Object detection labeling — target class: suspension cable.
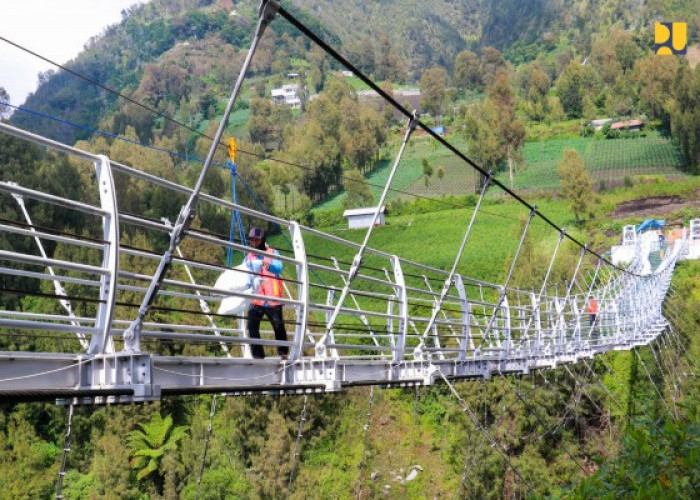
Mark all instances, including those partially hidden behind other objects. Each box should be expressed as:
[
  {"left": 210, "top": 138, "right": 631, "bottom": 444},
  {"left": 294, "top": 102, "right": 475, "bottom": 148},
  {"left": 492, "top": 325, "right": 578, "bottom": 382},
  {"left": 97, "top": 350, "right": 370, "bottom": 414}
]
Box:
[
  {"left": 288, "top": 394, "right": 309, "bottom": 489},
  {"left": 437, "top": 370, "right": 532, "bottom": 494},
  {"left": 196, "top": 395, "right": 218, "bottom": 498},
  {"left": 275, "top": 5, "right": 639, "bottom": 277},
  {"left": 354, "top": 386, "right": 375, "bottom": 500},
  {"left": 55, "top": 403, "right": 75, "bottom": 500}
]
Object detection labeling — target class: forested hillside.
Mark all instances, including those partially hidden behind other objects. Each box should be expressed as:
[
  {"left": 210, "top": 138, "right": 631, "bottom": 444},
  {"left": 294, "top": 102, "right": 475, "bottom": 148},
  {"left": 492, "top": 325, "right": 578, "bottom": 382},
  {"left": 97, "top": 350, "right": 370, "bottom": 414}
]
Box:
[{"left": 2, "top": 0, "right": 700, "bottom": 497}]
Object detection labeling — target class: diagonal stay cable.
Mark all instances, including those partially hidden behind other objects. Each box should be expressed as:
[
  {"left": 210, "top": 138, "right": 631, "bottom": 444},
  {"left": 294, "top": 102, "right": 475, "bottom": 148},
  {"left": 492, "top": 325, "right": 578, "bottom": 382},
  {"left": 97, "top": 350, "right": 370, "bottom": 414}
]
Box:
[
  {"left": 496, "top": 367, "right": 588, "bottom": 476},
  {"left": 437, "top": 369, "right": 533, "bottom": 495},
  {"left": 318, "top": 114, "right": 417, "bottom": 352},
  {"left": 121, "top": 0, "right": 279, "bottom": 353}
]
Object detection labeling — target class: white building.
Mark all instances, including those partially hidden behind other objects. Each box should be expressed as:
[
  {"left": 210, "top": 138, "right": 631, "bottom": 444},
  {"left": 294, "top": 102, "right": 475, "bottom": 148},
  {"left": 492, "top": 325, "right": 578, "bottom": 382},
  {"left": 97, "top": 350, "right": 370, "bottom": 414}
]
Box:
[
  {"left": 271, "top": 84, "right": 301, "bottom": 108},
  {"left": 343, "top": 206, "right": 386, "bottom": 229}
]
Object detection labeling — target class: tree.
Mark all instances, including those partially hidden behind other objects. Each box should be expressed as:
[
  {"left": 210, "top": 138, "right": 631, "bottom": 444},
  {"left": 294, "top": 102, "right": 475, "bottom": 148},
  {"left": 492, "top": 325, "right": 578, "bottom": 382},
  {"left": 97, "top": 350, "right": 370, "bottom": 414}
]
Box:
[
  {"left": 128, "top": 412, "right": 186, "bottom": 495},
  {"left": 375, "top": 34, "right": 407, "bottom": 83},
  {"left": 348, "top": 36, "right": 375, "bottom": 76},
  {"left": 454, "top": 50, "right": 482, "bottom": 92},
  {"left": 249, "top": 97, "right": 292, "bottom": 149},
  {"left": 488, "top": 74, "right": 526, "bottom": 188},
  {"left": 342, "top": 169, "right": 374, "bottom": 210},
  {"left": 380, "top": 80, "right": 396, "bottom": 123},
  {"left": 462, "top": 100, "right": 502, "bottom": 190},
  {"left": 523, "top": 66, "right": 551, "bottom": 121},
  {"left": 555, "top": 61, "right": 598, "bottom": 117},
  {"left": 558, "top": 149, "right": 593, "bottom": 223},
  {"left": 420, "top": 66, "right": 449, "bottom": 118},
  {"left": 480, "top": 46, "right": 509, "bottom": 87},
  {"left": 670, "top": 64, "right": 700, "bottom": 174},
  {"left": 421, "top": 158, "right": 434, "bottom": 187},
  {"left": 0, "top": 87, "right": 9, "bottom": 119},
  {"left": 635, "top": 53, "right": 679, "bottom": 123}
]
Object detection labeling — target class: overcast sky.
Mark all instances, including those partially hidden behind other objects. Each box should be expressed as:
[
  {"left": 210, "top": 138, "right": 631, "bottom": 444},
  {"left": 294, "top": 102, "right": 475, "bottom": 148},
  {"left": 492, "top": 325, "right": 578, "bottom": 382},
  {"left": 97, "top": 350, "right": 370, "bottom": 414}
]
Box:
[{"left": 0, "top": 0, "right": 144, "bottom": 106}]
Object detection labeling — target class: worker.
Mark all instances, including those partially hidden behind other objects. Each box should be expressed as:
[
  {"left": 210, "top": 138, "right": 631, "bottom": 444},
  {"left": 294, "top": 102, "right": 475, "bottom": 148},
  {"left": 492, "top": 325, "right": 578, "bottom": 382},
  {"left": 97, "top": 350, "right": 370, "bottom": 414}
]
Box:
[
  {"left": 245, "top": 227, "right": 288, "bottom": 360},
  {"left": 586, "top": 295, "right": 599, "bottom": 336}
]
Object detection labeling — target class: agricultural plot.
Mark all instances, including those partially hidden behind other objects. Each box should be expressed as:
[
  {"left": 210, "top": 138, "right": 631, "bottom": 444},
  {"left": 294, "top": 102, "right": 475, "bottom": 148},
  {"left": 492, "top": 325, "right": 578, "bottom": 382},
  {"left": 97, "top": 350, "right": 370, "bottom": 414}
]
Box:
[
  {"left": 507, "top": 132, "right": 685, "bottom": 190},
  {"left": 314, "top": 131, "right": 685, "bottom": 213},
  {"left": 315, "top": 135, "right": 480, "bottom": 211}
]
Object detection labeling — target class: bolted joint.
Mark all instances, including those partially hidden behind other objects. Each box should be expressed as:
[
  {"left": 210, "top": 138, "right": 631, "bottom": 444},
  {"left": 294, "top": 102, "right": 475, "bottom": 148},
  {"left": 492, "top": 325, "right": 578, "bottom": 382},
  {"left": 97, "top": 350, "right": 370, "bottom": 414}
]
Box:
[
  {"left": 408, "top": 110, "right": 420, "bottom": 131},
  {"left": 314, "top": 341, "right": 327, "bottom": 359},
  {"left": 413, "top": 342, "right": 425, "bottom": 361},
  {"left": 7, "top": 182, "right": 23, "bottom": 203},
  {"left": 122, "top": 319, "right": 141, "bottom": 353},
  {"left": 348, "top": 253, "right": 363, "bottom": 282},
  {"left": 259, "top": 0, "right": 280, "bottom": 30}
]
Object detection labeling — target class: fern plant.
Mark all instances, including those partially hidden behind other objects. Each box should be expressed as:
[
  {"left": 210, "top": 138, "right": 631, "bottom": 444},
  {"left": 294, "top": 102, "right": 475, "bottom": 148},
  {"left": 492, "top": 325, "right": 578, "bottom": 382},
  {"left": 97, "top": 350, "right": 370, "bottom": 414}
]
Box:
[{"left": 128, "top": 412, "right": 186, "bottom": 494}]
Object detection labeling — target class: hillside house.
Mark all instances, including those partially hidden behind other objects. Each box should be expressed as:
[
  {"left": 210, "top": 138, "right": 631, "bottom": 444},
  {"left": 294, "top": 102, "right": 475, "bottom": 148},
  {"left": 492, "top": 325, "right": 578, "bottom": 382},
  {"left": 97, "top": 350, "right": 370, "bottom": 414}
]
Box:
[
  {"left": 271, "top": 84, "right": 301, "bottom": 108},
  {"left": 610, "top": 119, "right": 644, "bottom": 131},
  {"left": 589, "top": 118, "right": 612, "bottom": 131},
  {"left": 343, "top": 206, "right": 386, "bottom": 229}
]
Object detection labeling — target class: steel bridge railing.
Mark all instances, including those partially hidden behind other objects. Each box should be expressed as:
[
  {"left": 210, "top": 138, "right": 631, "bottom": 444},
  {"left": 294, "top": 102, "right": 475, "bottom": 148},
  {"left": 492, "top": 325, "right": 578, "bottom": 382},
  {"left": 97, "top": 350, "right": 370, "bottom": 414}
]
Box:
[{"left": 0, "top": 121, "right": 692, "bottom": 401}]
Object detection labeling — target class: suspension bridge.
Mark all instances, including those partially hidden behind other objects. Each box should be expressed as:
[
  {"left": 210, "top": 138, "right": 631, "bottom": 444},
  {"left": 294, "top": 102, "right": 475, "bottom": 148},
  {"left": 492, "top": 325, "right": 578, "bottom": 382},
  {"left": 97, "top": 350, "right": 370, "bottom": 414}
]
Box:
[{"left": 0, "top": 0, "right": 699, "bottom": 407}]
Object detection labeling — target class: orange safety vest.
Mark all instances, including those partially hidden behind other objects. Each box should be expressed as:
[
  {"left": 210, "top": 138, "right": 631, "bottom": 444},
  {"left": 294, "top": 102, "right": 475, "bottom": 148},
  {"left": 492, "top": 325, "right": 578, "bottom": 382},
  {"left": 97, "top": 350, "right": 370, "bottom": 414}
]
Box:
[
  {"left": 246, "top": 247, "right": 284, "bottom": 306},
  {"left": 586, "top": 298, "right": 598, "bottom": 314}
]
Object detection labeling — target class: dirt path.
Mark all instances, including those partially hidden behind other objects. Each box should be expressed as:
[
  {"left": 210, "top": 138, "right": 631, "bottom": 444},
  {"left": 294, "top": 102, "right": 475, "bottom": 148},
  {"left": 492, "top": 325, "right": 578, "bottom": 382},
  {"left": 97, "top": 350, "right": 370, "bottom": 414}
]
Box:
[{"left": 612, "top": 191, "right": 700, "bottom": 219}]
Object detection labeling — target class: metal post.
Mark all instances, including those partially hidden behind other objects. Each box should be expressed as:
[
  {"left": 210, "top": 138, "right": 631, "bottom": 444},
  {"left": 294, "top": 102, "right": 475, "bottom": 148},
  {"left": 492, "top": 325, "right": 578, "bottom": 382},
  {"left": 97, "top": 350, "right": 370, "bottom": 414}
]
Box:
[
  {"left": 454, "top": 274, "right": 472, "bottom": 360},
  {"left": 91, "top": 155, "right": 119, "bottom": 354},
  {"left": 416, "top": 173, "right": 493, "bottom": 356},
  {"left": 482, "top": 207, "right": 536, "bottom": 348},
  {"left": 122, "top": 0, "right": 279, "bottom": 352},
  {"left": 289, "top": 221, "right": 309, "bottom": 361},
  {"left": 320, "top": 114, "right": 417, "bottom": 348},
  {"left": 391, "top": 256, "right": 408, "bottom": 362}
]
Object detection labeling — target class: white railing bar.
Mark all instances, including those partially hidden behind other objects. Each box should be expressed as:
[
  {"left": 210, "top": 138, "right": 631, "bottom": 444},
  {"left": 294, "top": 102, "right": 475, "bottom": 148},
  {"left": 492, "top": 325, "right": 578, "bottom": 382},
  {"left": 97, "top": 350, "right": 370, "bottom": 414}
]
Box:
[
  {"left": 110, "top": 160, "right": 292, "bottom": 227},
  {"left": 0, "top": 267, "right": 101, "bottom": 288},
  {"left": 0, "top": 223, "right": 105, "bottom": 250},
  {"left": 0, "top": 182, "right": 107, "bottom": 217},
  {"left": 0, "top": 311, "right": 97, "bottom": 323},
  {"left": 0, "top": 319, "right": 98, "bottom": 334},
  {"left": 0, "top": 250, "right": 108, "bottom": 275},
  {"left": 0, "top": 122, "right": 99, "bottom": 161}
]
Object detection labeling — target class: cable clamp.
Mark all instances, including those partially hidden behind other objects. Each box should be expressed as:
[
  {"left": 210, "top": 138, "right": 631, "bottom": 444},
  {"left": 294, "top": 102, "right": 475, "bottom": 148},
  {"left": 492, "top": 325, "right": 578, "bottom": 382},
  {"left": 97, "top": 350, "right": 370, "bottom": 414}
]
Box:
[{"left": 259, "top": 0, "right": 280, "bottom": 30}]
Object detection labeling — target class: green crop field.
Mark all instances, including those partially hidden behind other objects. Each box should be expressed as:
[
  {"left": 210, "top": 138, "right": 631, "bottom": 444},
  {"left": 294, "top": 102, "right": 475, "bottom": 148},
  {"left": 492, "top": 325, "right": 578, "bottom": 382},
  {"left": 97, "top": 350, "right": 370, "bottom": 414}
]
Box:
[
  {"left": 509, "top": 132, "right": 686, "bottom": 190},
  {"left": 314, "top": 131, "right": 686, "bottom": 213}
]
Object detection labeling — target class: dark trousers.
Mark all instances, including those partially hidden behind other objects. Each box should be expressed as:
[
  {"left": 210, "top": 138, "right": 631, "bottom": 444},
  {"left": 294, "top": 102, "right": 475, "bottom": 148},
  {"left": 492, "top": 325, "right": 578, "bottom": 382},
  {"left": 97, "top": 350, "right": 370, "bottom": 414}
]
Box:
[
  {"left": 247, "top": 304, "right": 288, "bottom": 358},
  {"left": 589, "top": 314, "right": 598, "bottom": 337}
]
